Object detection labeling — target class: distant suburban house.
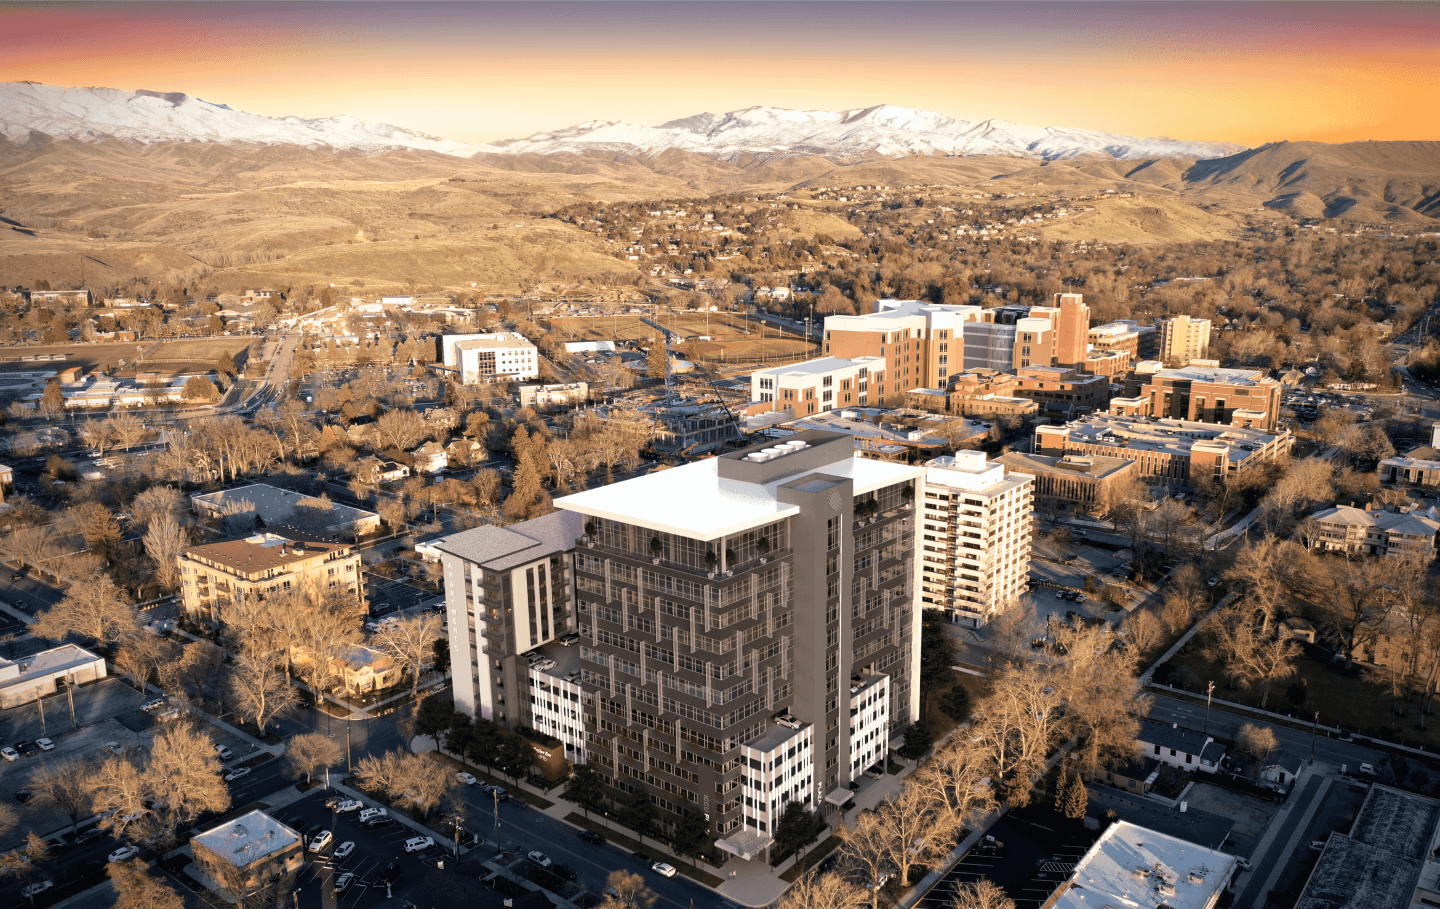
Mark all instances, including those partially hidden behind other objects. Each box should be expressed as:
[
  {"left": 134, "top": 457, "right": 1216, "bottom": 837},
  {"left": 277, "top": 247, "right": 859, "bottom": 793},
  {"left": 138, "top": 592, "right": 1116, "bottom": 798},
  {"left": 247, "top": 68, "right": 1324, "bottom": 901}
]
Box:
[
  {"left": 1261, "top": 749, "right": 1305, "bottom": 791},
  {"left": 293, "top": 645, "right": 402, "bottom": 696},
  {"left": 1378, "top": 455, "right": 1440, "bottom": 487},
  {"left": 412, "top": 441, "right": 448, "bottom": 474},
  {"left": 445, "top": 439, "right": 483, "bottom": 466},
  {"left": 1097, "top": 756, "right": 1162, "bottom": 796},
  {"left": 356, "top": 457, "right": 410, "bottom": 484},
  {"left": 1137, "top": 718, "right": 1225, "bottom": 774}
]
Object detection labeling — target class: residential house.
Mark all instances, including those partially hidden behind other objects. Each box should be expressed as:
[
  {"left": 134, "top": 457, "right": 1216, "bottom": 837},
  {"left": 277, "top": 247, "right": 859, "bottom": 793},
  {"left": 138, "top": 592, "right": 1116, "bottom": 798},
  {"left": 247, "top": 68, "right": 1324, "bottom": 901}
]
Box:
[
  {"left": 1278, "top": 617, "right": 1317, "bottom": 644},
  {"left": 1137, "top": 718, "right": 1225, "bottom": 774},
  {"left": 292, "top": 644, "right": 403, "bottom": 696},
  {"left": 1261, "top": 749, "right": 1305, "bottom": 791},
  {"left": 356, "top": 457, "right": 410, "bottom": 484},
  {"left": 412, "top": 441, "right": 448, "bottom": 474},
  {"left": 445, "top": 438, "right": 484, "bottom": 467},
  {"left": 1378, "top": 455, "right": 1440, "bottom": 487}
]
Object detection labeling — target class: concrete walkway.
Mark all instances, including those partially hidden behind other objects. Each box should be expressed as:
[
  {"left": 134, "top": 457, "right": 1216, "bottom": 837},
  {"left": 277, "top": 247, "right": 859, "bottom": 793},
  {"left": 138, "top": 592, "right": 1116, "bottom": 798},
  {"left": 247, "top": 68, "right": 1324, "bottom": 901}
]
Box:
[{"left": 1236, "top": 764, "right": 1334, "bottom": 908}]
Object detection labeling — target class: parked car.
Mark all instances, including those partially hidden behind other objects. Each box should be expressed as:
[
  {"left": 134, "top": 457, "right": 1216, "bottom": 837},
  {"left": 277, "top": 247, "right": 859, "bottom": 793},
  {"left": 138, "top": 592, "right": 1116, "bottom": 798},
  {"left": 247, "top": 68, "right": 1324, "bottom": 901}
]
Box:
[
  {"left": 15, "top": 740, "right": 38, "bottom": 757},
  {"left": 75, "top": 827, "right": 106, "bottom": 844},
  {"left": 108, "top": 845, "right": 139, "bottom": 862},
  {"left": 10, "top": 566, "right": 27, "bottom": 580},
  {"left": 527, "top": 851, "right": 553, "bottom": 868},
  {"left": 333, "top": 799, "right": 363, "bottom": 814},
  {"left": 456, "top": 772, "right": 477, "bottom": 786},
  {"left": 864, "top": 765, "right": 884, "bottom": 780},
  {"left": 142, "top": 699, "right": 165, "bottom": 712},
  {"left": 334, "top": 841, "right": 356, "bottom": 860},
  {"left": 223, "top": 767, "right": 250, "bottom": 782},
  {"left": 35, "top": 738, "right": 54, "bottom": 751},
  {"left": 651, "top": 862, "right": 677, "bottom": 878},
  {"left": 22, "top": 880, "right": 53, "bottom": 898},
  {"left": 482, "top": 785, "right": 509, "bottom": 801},
  {"left": 103, "top": 741, "right": 125, "bottom": 755},
  {"left": 578, "top": 830, "right": 604, "bottom": 845},
  {"left": 359, "top": 807, "right": 387, "bottom": 823},
  {"left": 213, "top": 744, "right": 233, "bottom": 761},
  {"left": 404, "top": 836, "right": 435, "bottom": 853},
  {"left": 1311, "top": 840, "right": 1327, "bottom": 852},
  {"left": 334, "top": 872, "right": 354, "bottom": 893},
  {"left": 1, "top": 746, "right": 17, "bottom": 762},
  {"left": 1236, "top": 857, "right": 1252, "bottom": 871},
  {"left": 365, "top": 816, "right": 396, "bottom": 829},
  {"left": 378, "top": 862, "right": 401, "bottom": 885},
  {"left": 308, "top": 831, "right": 333, "bottom": 853}
]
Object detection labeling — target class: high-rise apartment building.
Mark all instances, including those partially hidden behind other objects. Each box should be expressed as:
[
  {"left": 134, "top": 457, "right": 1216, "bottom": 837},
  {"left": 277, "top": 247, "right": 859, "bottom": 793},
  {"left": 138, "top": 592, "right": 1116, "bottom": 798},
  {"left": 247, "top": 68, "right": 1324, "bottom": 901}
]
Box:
[
  {"left": 1157, "top": 315, "right": 1211, "bottom": 364},
  {"left": 1053, "top": 293, "right": 1091, "bottom": 369},
  {"left": 177, "top": 533, "right": 365, "bottom": 622},
  {"left": 434, "top": 430, "right": 923, "bottom": 861},
  {"left": 919, "top": 453, "right": 1034, "bottom": 627}
]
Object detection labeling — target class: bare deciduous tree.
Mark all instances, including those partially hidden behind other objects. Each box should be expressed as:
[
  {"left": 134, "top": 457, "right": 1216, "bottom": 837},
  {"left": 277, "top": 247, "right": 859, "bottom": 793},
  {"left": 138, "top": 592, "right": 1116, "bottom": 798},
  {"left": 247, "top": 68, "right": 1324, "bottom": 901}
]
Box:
[
  {"left": 31, "top": 576, "right": 137, "bottom": 648},
  {"left": 31, "top": 758, "right": 96, "bottom": 836},
  {"left": 776, "top": 870, "right": 868, "bottom": 909},
  {"left": 285, "top": 732, "right": 344, "bottom": 783},
  {"left": 1203, "top": 604, "right": 1301, "bottom": 709},
  {"left": 599, "top": 869, "right": 658, "bottom": 909},
  {"left": 225, "top": 648, "right": 298, "bottom": 736},
  {"left": 353, "top": 750, "right": 455, "bottom": 818},
  {"left": 142, "top": 513, "right": 188, "bottom": 591},
  {"left": 373, "top": 612, "right": 443, "bottom": 700},
  {"left": 1236, "top": 723, "right": 1279, "bottom": 768},
  {"left": 110, "top": 858, "right": 186, "bottom": 909},
  {"left": 950, "top": 879, "right": 1016, "bottom": 909}
]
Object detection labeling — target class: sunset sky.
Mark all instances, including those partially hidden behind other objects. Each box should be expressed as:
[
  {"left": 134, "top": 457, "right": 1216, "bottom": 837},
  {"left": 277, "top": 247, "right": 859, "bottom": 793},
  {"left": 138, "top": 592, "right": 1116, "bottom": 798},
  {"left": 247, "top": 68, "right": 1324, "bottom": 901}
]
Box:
[{"left": 1, "top": 1, "right": 1435, "bottom": 147}]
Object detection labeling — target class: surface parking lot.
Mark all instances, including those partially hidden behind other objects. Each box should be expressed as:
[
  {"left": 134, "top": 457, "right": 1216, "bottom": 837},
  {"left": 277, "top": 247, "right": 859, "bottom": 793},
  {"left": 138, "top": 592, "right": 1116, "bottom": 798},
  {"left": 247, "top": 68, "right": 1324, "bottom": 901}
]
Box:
[
  {"left": 275, "top": 789, "right": 464, "bottom": 908},
  {"left": 918, "top": 807, "right": 1097, "bottom": 909},
  {"left": 0, "top": 678, "right": 253, "bottom": 836}
]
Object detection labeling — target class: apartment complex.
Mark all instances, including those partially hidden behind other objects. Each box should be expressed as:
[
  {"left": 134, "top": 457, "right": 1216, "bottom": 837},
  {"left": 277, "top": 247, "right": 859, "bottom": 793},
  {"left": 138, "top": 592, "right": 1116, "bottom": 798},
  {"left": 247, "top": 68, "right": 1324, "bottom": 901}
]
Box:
[
  {"left": 1157, "top": 314, "right": 1212, "bottom": 364},
  {"left": 993, "top": 451, "right": 1138, "bottom": 517},
  {"left": 1378, "top": 454, "right": 1440, "bottom": 487},
  {"left": 549, "top": 430, "right": 923, "bottom": 859},
  {"left": 1053, "top": 293, "right": 1090, "bottom": 369},
  {"left": 1036, "top": 415, "right": 1293, "bottom": 485},
  {"left": 749, "top": 356, "right": 886, "bottom": 416},
  {"left": 1307, "top": 503, "right": 1440, "bottom": 561},
  {"left": 919, "top": 453, "right": 1034, "bottom": 627},
  {"left": 902, "top": 369, "right": 1037, "bottom": 418},
  {"left": 441, "top": 332, "right": 540, "bottom": 383},
  {"left": 437, "top": 511, "right": 585, "bottom": 735},
  {"left": 177, "top": 533, "right": 364, "bottom": 622},
  {"left": 1113, "top": 363, "right": 1283, "bottom": 432}
]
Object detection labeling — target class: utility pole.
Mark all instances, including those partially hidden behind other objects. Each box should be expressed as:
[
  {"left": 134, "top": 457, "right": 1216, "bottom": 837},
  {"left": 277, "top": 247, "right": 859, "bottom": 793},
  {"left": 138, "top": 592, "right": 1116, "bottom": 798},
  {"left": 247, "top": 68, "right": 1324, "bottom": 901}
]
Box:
[
  {"left": 1310, "top": 711, "right": 1320, "bottom": 764},
  {"left": 1203, "top": 681, "right": 1215, "bottom": 737},
  {"left": 36, "top": 692, "right": 46, "bottom": 737},
  {"left": 493, "top": 788, "right": 501, "bottom": 851}
]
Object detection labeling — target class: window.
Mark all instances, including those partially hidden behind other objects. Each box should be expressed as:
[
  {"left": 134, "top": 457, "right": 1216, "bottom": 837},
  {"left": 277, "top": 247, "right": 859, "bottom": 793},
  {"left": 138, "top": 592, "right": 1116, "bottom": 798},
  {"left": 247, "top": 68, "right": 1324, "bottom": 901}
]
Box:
[
  {"left": 822, "top": 376, "right": 833, "bottom": 387},
  {"left": 759, "top": 378, "right": 773, "bottom": 390}
]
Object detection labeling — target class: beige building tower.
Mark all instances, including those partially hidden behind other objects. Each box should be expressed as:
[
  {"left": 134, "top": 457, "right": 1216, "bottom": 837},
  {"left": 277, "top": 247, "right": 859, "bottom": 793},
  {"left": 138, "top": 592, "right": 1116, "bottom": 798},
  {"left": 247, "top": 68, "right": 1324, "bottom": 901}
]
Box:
[
  {"left": 920, "top": 452, "right": 1034, "bottom": 628},
  {"left": 1158, "top": 314, "right": 1212, "bottom": 364}
]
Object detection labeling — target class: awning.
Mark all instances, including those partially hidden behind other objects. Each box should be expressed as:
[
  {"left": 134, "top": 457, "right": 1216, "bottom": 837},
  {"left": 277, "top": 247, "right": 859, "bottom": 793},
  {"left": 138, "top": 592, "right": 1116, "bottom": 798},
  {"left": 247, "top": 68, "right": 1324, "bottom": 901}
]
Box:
[
  {"left": 716, "top": 829, "right": 774, "bottom": 861},
  {"left": 825, "top": 788, "right": 856, "bottom": 807}
]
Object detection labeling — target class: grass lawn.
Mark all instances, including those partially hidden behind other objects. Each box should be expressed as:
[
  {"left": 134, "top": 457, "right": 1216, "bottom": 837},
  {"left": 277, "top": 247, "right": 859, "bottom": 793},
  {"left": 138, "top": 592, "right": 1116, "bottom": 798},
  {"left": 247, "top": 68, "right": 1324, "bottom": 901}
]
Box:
[
  {"left": 562, "top": 812, "right": 725, "bottom": 888},
  {"left": 1161, "top": 643, "right": 1440, "bottom": 749}
]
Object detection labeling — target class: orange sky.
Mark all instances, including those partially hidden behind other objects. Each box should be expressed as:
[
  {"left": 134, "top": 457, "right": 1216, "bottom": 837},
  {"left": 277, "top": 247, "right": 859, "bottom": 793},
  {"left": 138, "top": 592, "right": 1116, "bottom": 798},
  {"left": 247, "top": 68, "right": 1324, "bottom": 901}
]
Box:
[{"left": 1, "top": 2, "right": 1435, "bottom": 146}]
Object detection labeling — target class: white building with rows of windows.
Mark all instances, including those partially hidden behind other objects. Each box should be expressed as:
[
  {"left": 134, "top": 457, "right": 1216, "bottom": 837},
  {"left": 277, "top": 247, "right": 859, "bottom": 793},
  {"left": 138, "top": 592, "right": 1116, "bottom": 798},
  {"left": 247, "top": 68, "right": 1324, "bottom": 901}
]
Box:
[
  {"left": 441, "top": 332, "right": 540, "bottom": 383},
  {"left": 920, "top": 452, "right": 1034, "bottom": 627},
  {"left": 749, "top": 356, "right": 886, "bottom": 418}
]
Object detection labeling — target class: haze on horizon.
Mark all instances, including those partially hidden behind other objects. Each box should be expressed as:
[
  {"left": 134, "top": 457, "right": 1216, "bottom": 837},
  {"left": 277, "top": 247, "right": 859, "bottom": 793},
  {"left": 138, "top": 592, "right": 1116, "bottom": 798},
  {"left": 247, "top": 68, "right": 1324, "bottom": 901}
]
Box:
[{"left": 0, "top": 0, "right": 1436, "bottom": 148}]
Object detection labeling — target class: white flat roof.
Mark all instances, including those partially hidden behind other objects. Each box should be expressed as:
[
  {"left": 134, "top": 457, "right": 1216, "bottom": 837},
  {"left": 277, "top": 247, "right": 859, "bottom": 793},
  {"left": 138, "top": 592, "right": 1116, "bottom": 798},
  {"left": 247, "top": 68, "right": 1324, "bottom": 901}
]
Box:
[
  {"left": 752, "top": 356, "right": 884, "bottom": 379},
  {"left": 557, "top": 452, "right": 922, "bottom": 541},
  {"left": 1053, "top": 820, "right": 1237, "bottom": 909}
]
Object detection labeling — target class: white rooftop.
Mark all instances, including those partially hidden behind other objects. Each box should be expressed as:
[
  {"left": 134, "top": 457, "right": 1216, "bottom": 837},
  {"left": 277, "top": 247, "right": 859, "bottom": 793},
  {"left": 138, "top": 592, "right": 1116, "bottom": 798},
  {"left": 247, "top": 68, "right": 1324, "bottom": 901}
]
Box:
[
  {"left": 557, "top": 445, "right": 922, "bottom": 541},
  {"left": 751, "top": 356, "right": 884, "bottom": 379},
  {"left": 192, "top": 809, "right": 300, "bottom": 867},
  {"left": 1052, "top": 820, "right": 1238, "bottom": 909}
]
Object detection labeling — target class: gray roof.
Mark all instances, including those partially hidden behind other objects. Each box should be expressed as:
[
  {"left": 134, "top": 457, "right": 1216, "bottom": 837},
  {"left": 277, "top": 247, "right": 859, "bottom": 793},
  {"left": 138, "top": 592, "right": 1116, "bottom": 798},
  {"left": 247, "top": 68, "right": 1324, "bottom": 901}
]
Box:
[
  {"left": 192, "top": 810, "right": 299, "bottom": 867},
  {"left": 192, "top": 484, "right": 376, "bottom": 528},
  {"left": 1295, "top": 785, "right": 1440, "bottom": 909},
  {"left": 1139, "top": 718, "right": 1212, "bottom": 754},
  {"left": 434, "top": 510, "right": 584, "bottom": 571},
  {"left": 1085, "top": 788, "right": 1235, "bottom": 851}
]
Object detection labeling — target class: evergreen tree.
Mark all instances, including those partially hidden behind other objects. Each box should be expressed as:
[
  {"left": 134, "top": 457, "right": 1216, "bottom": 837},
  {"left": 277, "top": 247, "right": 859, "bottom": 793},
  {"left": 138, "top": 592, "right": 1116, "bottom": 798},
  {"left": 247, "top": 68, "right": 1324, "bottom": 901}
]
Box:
[
  {"left": 647, "top": 337, "right": 669, "bottom": 380},
  {"left": 1063, "top": 771, "right": 1089, "bottom": 820},
  {"left": 39, "top": 380, "right": 65, "bottom": 415},
  {"left": 772, "top": 802, "right": 823, "bottom": 869},
  {"left": 565, "top": 764, "right": 606, "bottom": 820},
  {"left": 671, "top": 808, "right": 712, "bottom": 861},
  {"left": 618, "top": 788, "right": 656, "bottom": 849},
  {"left": 497, "top": 732, "right": 535, "bottom": 782},
  {"left": 1053, "top": 765, "right": 1070, "bottom": 814},
  {"left": 182, "top": 375, "right": 220, "bottom": 403},
  {"left": 502, "top": 426, "right": 552, "bottom": 520},
  {"left": 939, "top": 682, "right": 972, "bottom": 723}
]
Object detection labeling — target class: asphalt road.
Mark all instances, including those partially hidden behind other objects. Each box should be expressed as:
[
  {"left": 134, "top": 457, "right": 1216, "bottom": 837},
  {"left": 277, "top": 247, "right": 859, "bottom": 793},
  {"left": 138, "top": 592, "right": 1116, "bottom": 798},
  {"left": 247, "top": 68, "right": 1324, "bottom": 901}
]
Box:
[
  {"left": 0, "top": 572, "right": 65, "bottom": 615},
  {"left": 1146, "top": 692, "right": 1385, "bottom": 770}
]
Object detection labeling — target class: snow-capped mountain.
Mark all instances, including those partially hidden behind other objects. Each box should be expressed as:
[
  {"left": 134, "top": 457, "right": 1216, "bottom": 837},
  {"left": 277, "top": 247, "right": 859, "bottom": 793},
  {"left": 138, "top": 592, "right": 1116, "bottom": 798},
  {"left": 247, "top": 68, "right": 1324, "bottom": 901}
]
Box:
[
  {"left": 0, "top": 83, "right": 1244, "bottom": 162},
  {"left": 495, "top": 103, "right": 1246, "bottom": 161},
  {"left": 0, "top": 82, "right": 500, "bottom": 156}
]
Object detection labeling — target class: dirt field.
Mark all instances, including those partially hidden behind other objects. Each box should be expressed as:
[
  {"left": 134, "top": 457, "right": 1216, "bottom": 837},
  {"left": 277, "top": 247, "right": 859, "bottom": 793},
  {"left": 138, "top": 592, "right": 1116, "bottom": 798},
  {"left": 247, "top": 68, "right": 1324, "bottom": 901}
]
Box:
[
  {"left": 689, "top": 338, "right": 816, "bottom": 362},
  {"left": 143, "top": 337, "right": 254, "bottom": 372}
]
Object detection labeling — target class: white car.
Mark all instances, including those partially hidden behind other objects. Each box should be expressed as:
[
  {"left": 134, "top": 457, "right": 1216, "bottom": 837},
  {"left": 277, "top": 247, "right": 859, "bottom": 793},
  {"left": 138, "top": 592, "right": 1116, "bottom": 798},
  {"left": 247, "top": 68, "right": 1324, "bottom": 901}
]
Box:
[
  {"left": 333, "top": 841, "right": 356, "bottom": 860},
  {"left": 404, "top": 836, "right": 435, "bottom": 853},
  {"left": 35, "top": 738, "right": 54, "bottom": 751},
  {"left": 1, "top": 746, "right": 16, "bottom": 762},
  {"left": 22, "top": 880, "right": 54, "bottom": 898},
  {"left": 223, "top": 767, "right": 250, "bottom": 781},
  {"left": 308, "top": 830, "right": 333, "bottom": 853},
  {"left": 456, "top": 772, "right": 477, "bottom": 786},
  {"left": 333, "top": 799, "right": 363, "bottom": 814},
  {"left": 103, "top": 741, "right": 125, "bottom": 755},
  {"left": 358, "top": 807, "right": 387, "bottom": 823},
  {"left": 527, "top": 851, "right": 553, "bottom": 868},
  {"left": 652, "top": 862, "right": 677, "bottom": 878},
  {"left": 109, "top": 845, "right": 140, "bottom": 862},
  {"left": 213, "top": 744, "right": 233, "bottom": 761}
]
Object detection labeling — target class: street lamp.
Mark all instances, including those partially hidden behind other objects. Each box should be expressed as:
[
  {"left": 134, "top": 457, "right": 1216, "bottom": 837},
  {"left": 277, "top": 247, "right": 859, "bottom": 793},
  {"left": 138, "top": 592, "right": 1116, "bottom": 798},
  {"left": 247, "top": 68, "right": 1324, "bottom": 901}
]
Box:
[
  {"left": 1203, "top": 681, "right": 1215, "bottom": 737},
  {"left": 1310, "top": 711, "right": 1320, "bottom": 764}
]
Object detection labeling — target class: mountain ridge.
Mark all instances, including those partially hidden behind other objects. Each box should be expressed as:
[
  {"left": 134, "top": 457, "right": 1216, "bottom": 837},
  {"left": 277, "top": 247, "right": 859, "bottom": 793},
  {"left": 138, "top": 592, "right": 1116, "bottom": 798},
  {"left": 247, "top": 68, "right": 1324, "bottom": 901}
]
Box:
[{"left": 0, "top": 81, "right": 1244, "bottom": 163}]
